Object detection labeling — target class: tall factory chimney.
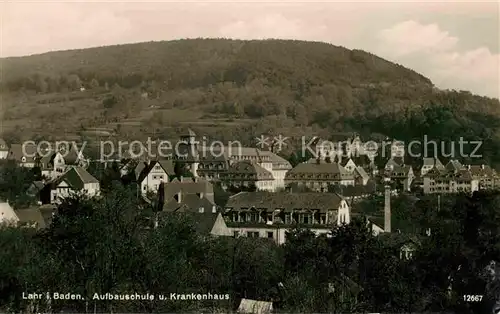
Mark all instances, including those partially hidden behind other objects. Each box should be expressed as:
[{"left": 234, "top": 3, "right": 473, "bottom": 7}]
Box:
[{"left": 384, "top": 180, "right": 391, "bottom": 233}]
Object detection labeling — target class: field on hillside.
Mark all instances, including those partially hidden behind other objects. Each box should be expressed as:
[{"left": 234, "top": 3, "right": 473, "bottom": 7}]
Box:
[{"left": 1, "top": 39, "right": 500, "bottom": 164}]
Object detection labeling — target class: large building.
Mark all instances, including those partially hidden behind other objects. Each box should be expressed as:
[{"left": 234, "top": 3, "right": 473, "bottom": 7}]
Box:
[
  {"left": 147, "top": 130, "right": 292, "bottom": 192},
  {"left": 285, "top": 161, "right": 355, "bottom": 191},
  {"left": 422, "top": 163, "right": 479, "bottom": 194},
  {"left": 224, "top": 191, "right": 350, "bottom": 244}
]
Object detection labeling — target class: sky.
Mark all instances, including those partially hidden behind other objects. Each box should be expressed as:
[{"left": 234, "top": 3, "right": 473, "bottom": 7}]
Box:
[{"left": 1, "top": 0, "right": 499, "bottom": 99}]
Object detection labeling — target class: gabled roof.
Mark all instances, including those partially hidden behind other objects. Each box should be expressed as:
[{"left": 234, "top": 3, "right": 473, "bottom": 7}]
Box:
[
  {"left": 445, "top": 160, "right": 465, "bottom": 171},
  {"left": 157, "top": 212, "right": 224, "bottom": 235},
  {"left": 225, "top": 191, "right": 344, "bottom": 212},
  {"left": 51, "top": 166, "right": 99, "bottom": 190},
  {"left": 257, "top": 151, "right": 292, "bottom": 170},
  {"left": 287, "top": 162, "right": 350, "bottom": 175},
  {"left": 8, "top": 143, "right": 38, "bottom": 162},
  {"left": 354, "top": 166, "right": 369, "bottom": 180},
  {"left": 469, "top": 164, "right": 496, "bottom": 177},
  {"left": 15, "top": 207, "right": 47, "bottom": 229},
  {"left": 422, "top": 157, "right": 444, "bottom": 168},
  {"left": 163, "top": 179, "right": 214, "bottom": 203},
  {"left": 163, "top": 194, "right": 215, "bottom": 213},
  {"left": 226, "top": 160, "right": 273, "bottom": 180},
  {"left": 137, "top": 160, "right": 176, "bottom": 183}
]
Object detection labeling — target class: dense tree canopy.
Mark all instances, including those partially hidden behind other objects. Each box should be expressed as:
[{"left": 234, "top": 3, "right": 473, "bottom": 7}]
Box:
[{"left": 1, "top": 189, "right": 500, "bottom": 313}]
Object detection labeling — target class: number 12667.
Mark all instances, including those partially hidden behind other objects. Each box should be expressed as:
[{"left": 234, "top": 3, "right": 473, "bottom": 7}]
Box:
[{"left": 463, "top": 295, "right": 483, "bottom": 302}]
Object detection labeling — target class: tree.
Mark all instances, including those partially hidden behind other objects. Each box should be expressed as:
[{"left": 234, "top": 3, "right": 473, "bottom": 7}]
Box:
[{"left": 0, "top": 160, "right": 37, "bottom": 209}]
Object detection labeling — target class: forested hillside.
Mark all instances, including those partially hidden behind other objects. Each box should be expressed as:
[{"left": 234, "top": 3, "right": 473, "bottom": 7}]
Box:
[{"left": 0, "top": 38, "right": 499, "bottom": 165}]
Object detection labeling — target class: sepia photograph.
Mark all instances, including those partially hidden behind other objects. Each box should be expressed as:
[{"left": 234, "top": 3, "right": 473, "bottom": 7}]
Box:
[{"left": 0, "top": 0, "right": 499, "bottom": 313}]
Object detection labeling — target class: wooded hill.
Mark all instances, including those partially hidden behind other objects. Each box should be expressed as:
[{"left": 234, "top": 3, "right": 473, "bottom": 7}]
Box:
[{"left": 1, "top": 39, "right": 499, "bottom": 165}]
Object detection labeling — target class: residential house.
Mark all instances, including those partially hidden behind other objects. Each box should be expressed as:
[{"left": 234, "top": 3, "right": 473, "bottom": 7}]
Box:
[
  {"left": 39, "top": 146, "right": 89, "bottom": 180},
  {"left": 224, "top": 191, "right": 350, "bottom": 244},
  {"left": 0, "top": 201, "right": 19, "bottom": 225},
  {"left": 220, "top": 160, "right": 274, "bottom": 191},
  {"left": 41, "top": 166, "right": 100, "bottom": 204},
  {"left": 422, "top": 167, "right": 479, "bottom": 194},
  {"left": 7, "top": 143, "right": 38, "bottom": 167},
  {"left": 420, "top": 157, "right": 445, "bottom": 176},
  {"left": 285, "top": 162, "right": 355, "bottom": 192},
  {"left": 137, "top": 160, "right": 176, "bottom": 195},
  {"left": 385, "top": 164, "right": 415, "bottom": 191},
  {"left": 161, "top": 177, "right": 216, "bottom": 213},
  {"left": 468, "top": 164, "right": 498, "bottom": 190},
  {"left": 157, "top": 212, "right": 232, "bottom": 236},
  {"left": 0, "top": 139, "right": 9, "bottom": 159}
]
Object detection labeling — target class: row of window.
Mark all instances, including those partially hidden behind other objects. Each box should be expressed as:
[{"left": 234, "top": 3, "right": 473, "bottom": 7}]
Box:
[
  {"left": 234, "top": 231, "right": 274, "bottom": 239},
  {"left": 231, "top": 212, "right": 329, "bottom": 225}
]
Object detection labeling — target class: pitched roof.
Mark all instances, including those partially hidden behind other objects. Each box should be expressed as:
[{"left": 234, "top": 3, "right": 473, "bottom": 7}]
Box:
[
  {"left": 52, "top": 166, "right": 99, "bottom": 190},
  {"left": 163, "top": 179, "right": 214, "bottom": 203},
  {"left": 157, "top": 212, "right": 222, "bottom": 234},
  {"left": 225, "top": 161, "right": 273, "bottom": 180},
  {"left": 469, "top": 164, "right": 496, "bottom": 177},
  {"left": 225, "top": 191, "right": 344, "bottom": 212},
  {"left": 8, "top": 143, "right": 38, "bottom": 162},
  {"left": 446, "top": 160, "right": 465, "bottom": 171},
  {"left": 137, "top": 160, "right": 176, "bottom": 183},
  {"left": 15, "top": 207, "right": 47, "bottom": 229},
  {"left": 354, "top": 166, "right": 369, "bottom": 180},
  {"left": 163, "top": 194, "right": 215, "bottom": 213},
  {"left": 288, "top": 162, "right": 349, "bottom": 175},
  {"left": 257, "top": 151, "right": 292, "bottom": 170}
]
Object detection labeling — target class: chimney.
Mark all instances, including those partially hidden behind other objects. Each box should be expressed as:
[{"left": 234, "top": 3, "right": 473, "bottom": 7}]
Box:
[
  {"left": 176, "top": 191, "right": 182, "bottom": 203},
  {"left": 467, "top": 165, "right": 471, "bottom": 170},
  {"left": 384, "top": 183, "right": 391, "bottom": 233},
  {"left": 481, "top": 164, "right": 485, "bottom": 170}
]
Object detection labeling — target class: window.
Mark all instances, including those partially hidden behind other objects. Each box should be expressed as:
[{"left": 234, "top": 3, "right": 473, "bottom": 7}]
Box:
[
  {"left": 198, "top": 207, "right": 204, "bottom": 213},
  {"left": 143, "top": 186, "right": 147, "bottom": 191},
  {"left": 233, "top": 231, "right": 240, "bottom": 238},
  {"left": 267, "top": 232, "right": 274, "bottom": 238},
  {"left": 248, "top": 232, "right": 259, "bottom": 238}
]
